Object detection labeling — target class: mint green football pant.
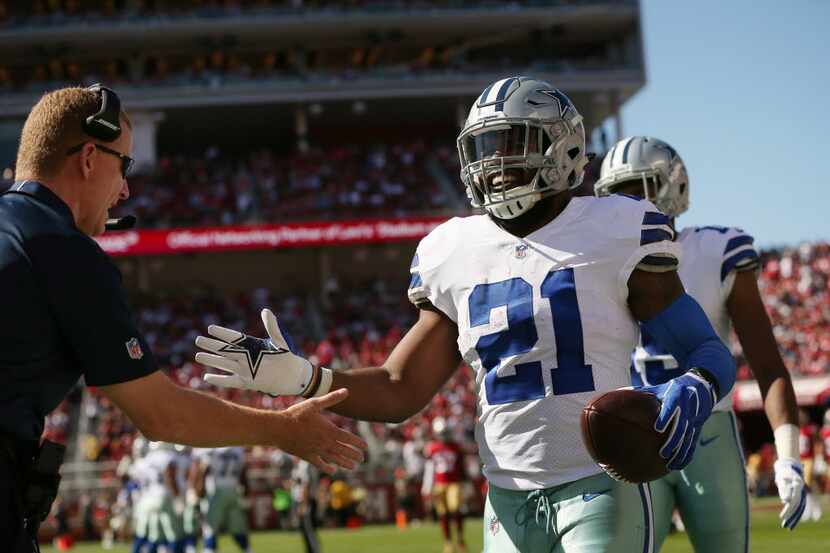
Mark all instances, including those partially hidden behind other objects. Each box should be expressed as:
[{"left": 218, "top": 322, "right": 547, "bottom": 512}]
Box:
[
  {"left": 484, "top": 472, "right": 654, "bottom": 553},
  {"left": 203, "top": 487, "right": 248, "bottom": 538},
  {"left": 133, "top": 494, "right": 150, "bottom": 539},
  {"left": 146, "top": 493, "right": 184, "bottom": 544},
  {"left": 650, "top": 410, "right": 749, "bottom": 552}
]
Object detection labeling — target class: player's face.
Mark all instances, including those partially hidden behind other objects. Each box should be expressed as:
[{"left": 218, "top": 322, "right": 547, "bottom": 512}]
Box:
[
  {"left": 609, "top": 179, "right": 646, "bottom": 198},
  {"left": 462, "top": 125, "right": 541, "bottom": 194}
]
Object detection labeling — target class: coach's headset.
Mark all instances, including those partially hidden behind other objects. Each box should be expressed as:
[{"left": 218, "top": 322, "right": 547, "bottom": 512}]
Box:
[{"left": 83, "top": 83, "right": 138, "bottom": 231}]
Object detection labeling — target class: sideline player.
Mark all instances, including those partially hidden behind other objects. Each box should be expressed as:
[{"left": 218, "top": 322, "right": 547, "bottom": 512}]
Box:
[
  {"left": 195, "top": 77, "right": 738, "bottom": 553},
  {"left": 143, "top": 442, "right": 184, "bottom": 553},
  {"left": 798, "top": 410, "right": 822, "bottom": 521},
  {"left": 595, "top": 135, "right": 807, "bottom": 551},
  {"left": 424, "top": 417, "right": 467, "bottom": 553},
  {"left": 194, "top": 447, "right": 252, "bottom": 553}
]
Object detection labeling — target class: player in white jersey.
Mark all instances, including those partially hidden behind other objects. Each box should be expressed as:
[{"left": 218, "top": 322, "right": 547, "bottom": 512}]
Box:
[
  {"left": 194, "top": 447, "right": 252, "bottom": 553},
  {"left": 142, "top": 442, "right": 184, "bottom": 553},
  {"left": 195, "top": 77, "right": 738, "bottom": 553},
  {"left": 595, "top": 136, "right": 807, "bottom": 551},
  {"left": 128, "top": 436, "right": 152, "bottom": 553}
]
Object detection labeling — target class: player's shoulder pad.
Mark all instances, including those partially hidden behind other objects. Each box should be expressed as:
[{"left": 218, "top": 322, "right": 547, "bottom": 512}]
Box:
[
  {"left": 408, "top": 216, "right": 471, "bottom": 306},
  {"left": 593, "top": 195, "right": 680, "bottom": 275},
  {"left": 688, "top": 225, "right": 760, "bottom": 281},
  {"left": 586, "top": 194, "right": 675, "bottom": 243}
]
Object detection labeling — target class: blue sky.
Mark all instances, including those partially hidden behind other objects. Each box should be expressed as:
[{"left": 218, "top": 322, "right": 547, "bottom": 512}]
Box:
[{"left": 617, "top": 0, "right": 829, "bottom": 247}]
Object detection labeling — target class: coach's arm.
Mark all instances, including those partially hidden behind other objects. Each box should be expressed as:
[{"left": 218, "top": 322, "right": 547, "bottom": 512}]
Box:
[{"left": 100, "top": 372, "right": 366, "bottom": 474}]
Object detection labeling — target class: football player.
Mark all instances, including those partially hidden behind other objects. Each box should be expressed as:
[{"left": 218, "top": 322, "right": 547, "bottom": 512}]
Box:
[
  {"left": 194, "top": 76, "right": 738, "bottom": 553},
  {"left": 194, "top": 447, "right": 252, "bottom": 553},
  {"left": 424, "top": 417, "right": 467, "bottom": 553},
  {"left": 595, "top": 136, "right": 807, "bottom": 551},
  {"left": 143, "top": 442, "right": 184, "bottom": 553}
]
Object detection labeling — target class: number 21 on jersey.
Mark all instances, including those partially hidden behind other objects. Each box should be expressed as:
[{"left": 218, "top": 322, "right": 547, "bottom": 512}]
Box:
[{"left": 469, "top": 268, "right": 595, "bottom": 405}]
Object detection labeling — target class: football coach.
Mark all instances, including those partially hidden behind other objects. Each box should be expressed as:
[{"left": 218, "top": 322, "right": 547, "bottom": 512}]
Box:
[{"left": 0, "top": 85, "right": 366, "bottom": 552}]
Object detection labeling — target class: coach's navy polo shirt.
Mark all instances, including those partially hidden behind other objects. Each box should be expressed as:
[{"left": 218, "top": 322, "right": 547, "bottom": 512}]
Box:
[{"left": 0, "top": 181, "right": 157, "bottom": 441}]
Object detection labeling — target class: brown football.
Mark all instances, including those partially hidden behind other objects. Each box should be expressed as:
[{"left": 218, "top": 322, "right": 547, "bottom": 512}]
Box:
[{"left": 580, "top": 388, "right": 669, "bottom": 483}]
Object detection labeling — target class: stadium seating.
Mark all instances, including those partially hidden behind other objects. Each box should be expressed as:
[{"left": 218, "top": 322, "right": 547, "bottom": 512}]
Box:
[{"left": 115, "top": 142, "right": 453, "bottom": 226}]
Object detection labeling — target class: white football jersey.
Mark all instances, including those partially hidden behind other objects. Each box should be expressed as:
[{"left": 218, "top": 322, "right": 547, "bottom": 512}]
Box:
[
  {"left": 408, "top": 195, "right": 682, "bottom": 490},
  {"left": 196, "top": 447, "right": 245, "bottom": 492},
  {"left": 128, "top": 456, "right": 152, "bottom": 501},
  {"left": 143, "top": 448, "right": 178, "bottom": 495},
  {"left": 632, "top": 226, "right": 760, "bottom": 412}
]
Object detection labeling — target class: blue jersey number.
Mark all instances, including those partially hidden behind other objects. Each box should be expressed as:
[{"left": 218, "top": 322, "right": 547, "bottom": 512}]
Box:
[{"left": 470, "top": 268, "right": 595, "bottom": 405}]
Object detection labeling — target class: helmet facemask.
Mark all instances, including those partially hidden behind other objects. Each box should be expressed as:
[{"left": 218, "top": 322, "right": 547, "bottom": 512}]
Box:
[{"left": 457, "top": 117, "right": 584, "bottom": 220}]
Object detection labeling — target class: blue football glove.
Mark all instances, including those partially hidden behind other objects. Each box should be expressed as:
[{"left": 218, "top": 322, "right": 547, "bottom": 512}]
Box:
[{"left": 639, "top": 370, "right": 716, "bottom": 470}]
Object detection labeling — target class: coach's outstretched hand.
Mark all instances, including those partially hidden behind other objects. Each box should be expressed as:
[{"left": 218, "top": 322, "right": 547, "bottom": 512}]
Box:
[
  {"left": 274, "top": 388, "right": 367, "bottom": 474},
  {"left": 195, "top": 308, "right": 332, "bottom": 398},
  {"left": 639, "top": 370, "right": 716, "bottom": 471}
]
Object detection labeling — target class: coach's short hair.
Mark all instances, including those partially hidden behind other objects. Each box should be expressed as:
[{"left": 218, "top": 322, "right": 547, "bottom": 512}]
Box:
[{"left": 15, "top": 86, "right": 130, "bottom": 180}]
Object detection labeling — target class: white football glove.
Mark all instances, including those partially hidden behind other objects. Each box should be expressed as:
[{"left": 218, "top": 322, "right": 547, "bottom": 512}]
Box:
[
  {"left": 195, "top": 308, "right": 332, "bottom": 398},
  {"left": 774, "top": 458, "right": 807, "bottom": 530}
]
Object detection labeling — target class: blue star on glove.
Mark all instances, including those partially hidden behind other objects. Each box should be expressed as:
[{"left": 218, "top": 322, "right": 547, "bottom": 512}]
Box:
[{"left": 639, "top": 370, "right": 716, "bottom": 471}]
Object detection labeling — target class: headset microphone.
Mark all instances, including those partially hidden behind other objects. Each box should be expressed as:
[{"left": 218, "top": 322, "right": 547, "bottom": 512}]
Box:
[{"left": 105, "top": 215, "right": 137, "bottom": 231}]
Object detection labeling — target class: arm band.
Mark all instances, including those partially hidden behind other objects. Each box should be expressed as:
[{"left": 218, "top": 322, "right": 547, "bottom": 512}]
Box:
[{"left": 641, "top": 292, "right": 736, "bottom": 400}]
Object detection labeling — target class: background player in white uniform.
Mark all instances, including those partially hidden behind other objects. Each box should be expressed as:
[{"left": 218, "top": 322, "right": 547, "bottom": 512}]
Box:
[
  {"left": 142, "top": 442, "right": 184, "bottom": 553},
  {"left": 595, "top": 136, "right": 807, "bottom": 552},
  {"left": 194, "top": 447, "right": 252, "bottom": 553},
  {"left": 195, "top": 77, "right": 738, "bottom": 553},
  {"left": 128, "top": 436, "right": 151, "bottom": 553}
]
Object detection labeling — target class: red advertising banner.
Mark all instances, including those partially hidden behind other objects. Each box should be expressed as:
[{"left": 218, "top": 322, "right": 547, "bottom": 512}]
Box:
[{"left": 94, "top": 217, "right": 450, "bottom": 257}]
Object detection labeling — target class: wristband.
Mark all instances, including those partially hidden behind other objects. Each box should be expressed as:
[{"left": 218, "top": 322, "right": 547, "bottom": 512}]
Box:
[
  {"left": 774, "top": 423, "right": 800, "bottom": 461},
  {"left": 302, "top": 366, "right": 333, "bottom": 399}
]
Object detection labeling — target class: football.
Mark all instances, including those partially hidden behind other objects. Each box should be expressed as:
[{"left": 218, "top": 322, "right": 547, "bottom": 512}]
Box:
[{"left": 580, "top": 388, "right": 669, "bottom": 483}]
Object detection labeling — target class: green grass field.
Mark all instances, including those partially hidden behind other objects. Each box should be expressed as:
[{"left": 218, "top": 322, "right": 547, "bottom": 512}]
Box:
[{"left": 42, "top": 497, "right": 829, "bottom": 553}]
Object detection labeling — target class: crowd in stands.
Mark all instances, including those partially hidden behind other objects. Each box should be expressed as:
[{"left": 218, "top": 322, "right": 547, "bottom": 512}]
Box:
[
  {"left": 117, "top": 142, "right": 453, "bottom": 226},
  {"left": 0, "top": 43, "right": 619, "bottom": 95},
  {"left": 0, "top": 0, "right": 604, "bottom": 28},
  {"left": 733, "top": 241, "right": 830, "bottom": 380}
]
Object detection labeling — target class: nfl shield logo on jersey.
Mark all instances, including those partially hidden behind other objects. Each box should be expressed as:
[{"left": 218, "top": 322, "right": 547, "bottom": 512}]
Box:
[
  {"left": 489, "top": 515, "right": 500, "bottom": 535},
  {"left": 515, "top": 244, "right": 529, "bottom": 259},
  {"left": 125, "top": 338, "right": 144, "bottom": 360}
]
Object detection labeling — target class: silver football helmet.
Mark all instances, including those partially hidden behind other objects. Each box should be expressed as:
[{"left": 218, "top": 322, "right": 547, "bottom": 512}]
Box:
[
  {"left": 457, "top": 76, "right": 588, "bottom": 219},
  {"left": 595, "top": 136, "right": 689, "bottom": 217}
]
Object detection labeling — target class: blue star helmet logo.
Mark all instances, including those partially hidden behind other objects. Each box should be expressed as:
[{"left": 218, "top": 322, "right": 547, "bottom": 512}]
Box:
[
  {"left": 527, "top": 89, "right": 572, "bottom": 116},
  {"left": 219, "top": 335, "right": 289, "bottom": 380}
]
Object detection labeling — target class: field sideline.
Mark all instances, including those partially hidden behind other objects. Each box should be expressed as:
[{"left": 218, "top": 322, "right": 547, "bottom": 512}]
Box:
[{"left": 41, "top": 496, "right": 830, "bottom": 553}]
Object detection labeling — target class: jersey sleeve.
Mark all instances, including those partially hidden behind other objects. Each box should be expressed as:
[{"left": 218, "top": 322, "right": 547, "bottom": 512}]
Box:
[
  {"left": 720, "top": 228, "right": 760, "bottom": 282},
  {"left": 33, "top": 233, "right": 158, "bottom": 386},
  {"left": 406, "top": 218, "right": 462, "bottom": 322},
  {"left": 615, "top": 198, "right": 683, "bottom": 301}
]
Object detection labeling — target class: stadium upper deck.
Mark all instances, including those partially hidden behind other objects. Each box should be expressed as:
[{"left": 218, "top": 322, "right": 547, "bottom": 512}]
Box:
[{"left": 0, "top": 0, "right": 643, "bottom": 170}]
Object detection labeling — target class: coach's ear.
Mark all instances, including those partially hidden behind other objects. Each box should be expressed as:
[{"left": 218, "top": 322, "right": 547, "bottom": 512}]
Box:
[{"left": 76, "top": 142, "right": 97, "bottom": 180}]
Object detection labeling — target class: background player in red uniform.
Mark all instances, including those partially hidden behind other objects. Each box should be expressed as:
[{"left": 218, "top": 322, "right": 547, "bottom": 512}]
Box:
[
  {"left": 821, "top": 410, "right": 830, "bottom": 494},
  {"left": 798, "top": 410, "right": 822, "bottom": 521},
  {"left": 424, "top": 417, "right": 467, "bottom": 553}
]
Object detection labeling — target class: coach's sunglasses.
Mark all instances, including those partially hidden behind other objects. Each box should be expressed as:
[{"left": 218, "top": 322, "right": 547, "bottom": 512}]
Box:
[{"left": 66, "top": 142, "right": 134, "bottom": 179}]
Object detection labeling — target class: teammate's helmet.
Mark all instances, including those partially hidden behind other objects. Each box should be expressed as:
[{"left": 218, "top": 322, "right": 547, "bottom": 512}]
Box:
[
  {"left": 132, "top": 435, "right": 149, "bottom": 459},
  {"left": 457, "top": 76, "right": 588, "bottom": 220},
  {"left": 595, "top": 136, "right": 689, "bottom": 217}
]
